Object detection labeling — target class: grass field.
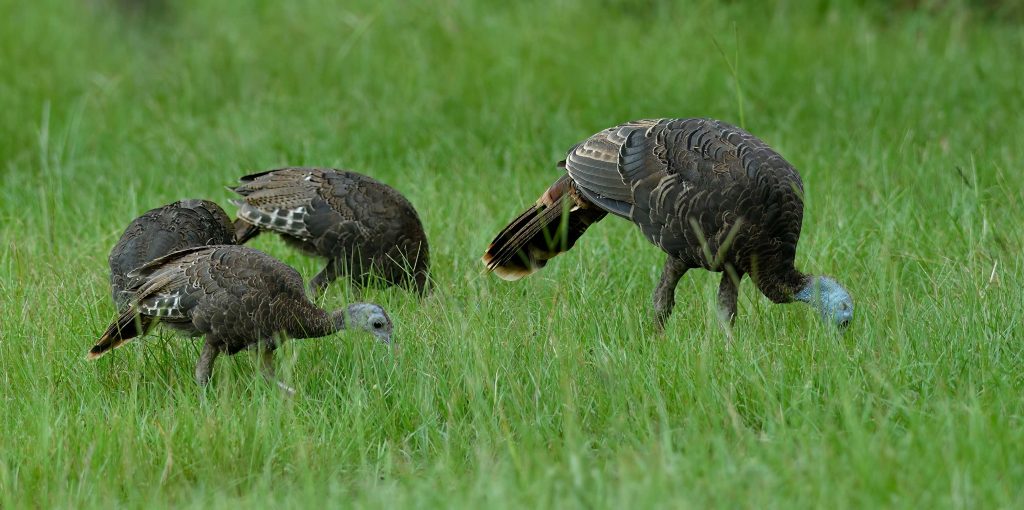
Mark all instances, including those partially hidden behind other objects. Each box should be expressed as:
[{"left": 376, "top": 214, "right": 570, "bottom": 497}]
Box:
[{"left": 1, "top": 0, "right": 1023, "bottom": 507}]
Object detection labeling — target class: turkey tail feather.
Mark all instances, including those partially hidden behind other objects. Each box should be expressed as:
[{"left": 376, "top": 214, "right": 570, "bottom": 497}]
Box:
[
  {"left": 87, "top": 310, "right": 154, "bottom": 360},
  {"left": 482, "top": 176, "right": 605, "bottom": 280}
]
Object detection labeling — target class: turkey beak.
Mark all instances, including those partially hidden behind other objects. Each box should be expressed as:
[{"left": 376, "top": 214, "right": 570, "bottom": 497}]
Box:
[{"left": 375, "top": 331, "right": 392, "bottom": 346}]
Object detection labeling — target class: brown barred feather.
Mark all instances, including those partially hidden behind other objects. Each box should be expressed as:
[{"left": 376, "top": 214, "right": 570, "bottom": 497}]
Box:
[
  {"left": 88, "top": 245, "right": 394, "bottom": 390},
  {"left": 482, "top": 118, "right": 829, "bottom": 327},
  {"left": 230, "top": 168, "right": 430, "bottom": 295},
  {"left": 108, "top": 199, "right": 236, "bottom": 309}
]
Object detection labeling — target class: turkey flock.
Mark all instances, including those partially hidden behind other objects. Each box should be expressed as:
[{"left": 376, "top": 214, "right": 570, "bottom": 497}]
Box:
[{"left": 90, "top": 118, "right": 854, "bottom": 393}]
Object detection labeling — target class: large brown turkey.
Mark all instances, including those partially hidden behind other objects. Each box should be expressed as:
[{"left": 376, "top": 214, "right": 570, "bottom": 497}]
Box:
[
  {"left": 108, "top": 199, "right": 236, "bottom": 308},
  {"left": 89, "top": 245, "right": 393, "bottom": 393},
  {"left": 482, "top": 118, "right": 853, "bottom": 329},
  {"left": 230, "top": 167, "right": 430, "bottom": 296}
]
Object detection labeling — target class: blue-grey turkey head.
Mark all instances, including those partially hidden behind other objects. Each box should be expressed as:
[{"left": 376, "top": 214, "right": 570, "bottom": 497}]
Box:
[
  {"left": 89, "top": 245, "right": 394, "bottom": 393},
  {"left": 228, "top": 167, "right": 430, "bottom": 297},
  {"left": 482, "top": 118, "right": 854, "bottom": 330},
  {"left": 108, "top": 199, "right": 236, "bottom": 308}
]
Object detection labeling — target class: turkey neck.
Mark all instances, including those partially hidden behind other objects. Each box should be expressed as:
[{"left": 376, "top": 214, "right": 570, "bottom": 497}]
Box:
[
  {"left": 283, "top": 302, "right": 338, "bottom": 339},
  {"left": 753, "top": 264, "right": 810, "bottom": 304}
]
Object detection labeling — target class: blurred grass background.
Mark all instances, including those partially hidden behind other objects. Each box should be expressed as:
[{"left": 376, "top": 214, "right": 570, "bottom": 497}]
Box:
[{"left": 0, "top": 0, "right": 1022, "bottom": 507}]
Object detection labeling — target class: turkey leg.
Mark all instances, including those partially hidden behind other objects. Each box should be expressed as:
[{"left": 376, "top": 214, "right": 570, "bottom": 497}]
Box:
[{"left": 653, "top": 256, "right": 689, "bottom": 331}]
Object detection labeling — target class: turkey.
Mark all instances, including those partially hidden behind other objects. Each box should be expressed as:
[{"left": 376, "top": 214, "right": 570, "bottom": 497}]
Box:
[
  {"left": 229, "top": 167, "right": 430, "bottom": 296},
  {"left": 482, "top": 118, "right": 853, "bottom": 330},
  {"left": 108, "top": 199, "right": 236, "bottom": 308},
  {"left": 88, "top": 245, "right": 393, "bottom": 393}
]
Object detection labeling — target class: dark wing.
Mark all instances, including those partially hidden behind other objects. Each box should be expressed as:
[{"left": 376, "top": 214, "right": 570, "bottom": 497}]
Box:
[
  {"left": 230, "top": 167, "right": 326, "bottom": 240},
  {"left": 563, "top": 119, "right": 666, "bottom": 219},
  {"left": 89, "top": 246, "right": 206, "bottom": 360},
  {"left": 128, "top": 245, "right": 305, "bottom": 323},
  {"left": 125, "top": 245, "right": 222, "bottom": 320}
]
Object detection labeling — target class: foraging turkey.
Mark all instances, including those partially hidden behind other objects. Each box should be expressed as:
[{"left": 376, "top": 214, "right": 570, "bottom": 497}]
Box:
[
  {"left": 482, "top": 118, "right": 853, "bottom": 329},
  {"left": 89, "top": 245, "right": 393, "bottom": 392},
  {"left": 230, "top": 167, "right": 430, "bottom": 295},
  {"left": 108, "top": 199, "right": 236, "bottom": 308}
]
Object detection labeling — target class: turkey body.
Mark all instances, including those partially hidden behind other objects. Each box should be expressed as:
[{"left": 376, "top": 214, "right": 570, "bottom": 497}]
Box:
[
  {"left": 108, "top": 199, "right": 236, "bottom": 308},
  {"left": 483, "top": 118, "right": 848, "bottom": 328},
  {"left": 231, "top": 167, "right": 430, "bottom": 295},
  {"left": 89, "top": 245, "right": 392, "bottom": 389}
]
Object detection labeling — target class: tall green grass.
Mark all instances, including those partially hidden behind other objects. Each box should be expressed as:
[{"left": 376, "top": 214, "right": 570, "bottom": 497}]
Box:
[{"left": 1, "top": 0, "right": 1022, "bottom": 507}]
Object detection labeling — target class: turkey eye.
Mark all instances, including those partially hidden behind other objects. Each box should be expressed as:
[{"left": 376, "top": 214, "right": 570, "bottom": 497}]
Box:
[{"left": 372, "top": 321, "right": 384, "bottom": 329}]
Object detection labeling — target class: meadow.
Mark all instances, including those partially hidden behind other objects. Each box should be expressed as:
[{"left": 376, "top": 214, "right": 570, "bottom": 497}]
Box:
[{"left": 1, "top": 0, "right": 1022, "bottom": 507}]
